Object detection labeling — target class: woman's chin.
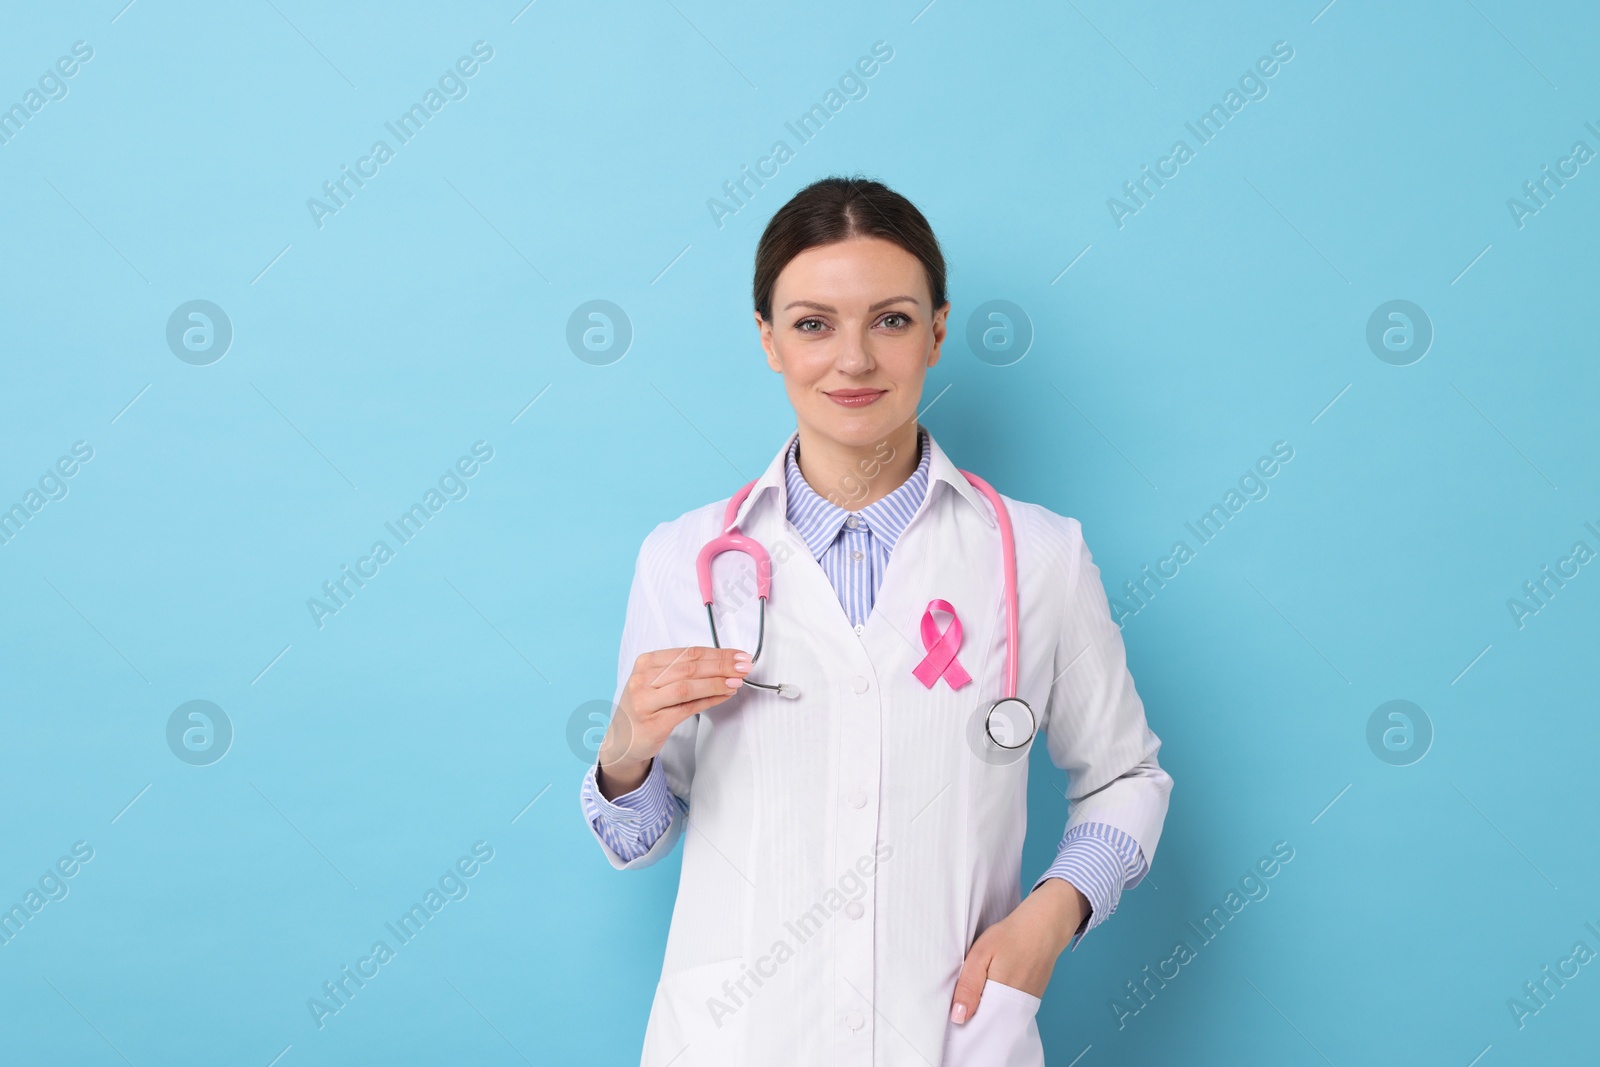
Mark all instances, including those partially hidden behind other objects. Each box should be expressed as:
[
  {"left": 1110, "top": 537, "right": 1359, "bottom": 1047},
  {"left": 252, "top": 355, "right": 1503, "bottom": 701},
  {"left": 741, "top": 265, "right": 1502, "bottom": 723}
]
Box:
[
  {"left": 804, "top": 400, "right": 917, "bottom": 435},
  {"left": 805, "top": 415, "right": 906, "bottom": 447}
]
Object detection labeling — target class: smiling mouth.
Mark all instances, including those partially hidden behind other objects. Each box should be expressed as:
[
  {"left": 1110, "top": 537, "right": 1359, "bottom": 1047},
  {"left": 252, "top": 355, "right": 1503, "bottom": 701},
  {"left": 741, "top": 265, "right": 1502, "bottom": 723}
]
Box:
[{"left": 825, "top": 389, "right": 887, "bottom": 408}]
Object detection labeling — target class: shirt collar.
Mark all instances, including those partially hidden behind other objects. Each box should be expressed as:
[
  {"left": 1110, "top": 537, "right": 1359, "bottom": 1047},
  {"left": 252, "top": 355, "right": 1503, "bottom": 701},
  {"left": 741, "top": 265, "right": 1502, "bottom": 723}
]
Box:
[
  {"left": 727, "top": 424, "right": 997, "bottom": 537},
  {"left": 784, "top": 428, "right": 932, "bottom": 559}
]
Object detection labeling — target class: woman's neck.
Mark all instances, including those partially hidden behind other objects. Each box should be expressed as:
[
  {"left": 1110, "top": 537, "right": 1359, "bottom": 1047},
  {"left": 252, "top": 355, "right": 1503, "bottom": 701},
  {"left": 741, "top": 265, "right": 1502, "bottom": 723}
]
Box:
[{"left": 794, "top": 418, "right": 923, "bottom": 511}]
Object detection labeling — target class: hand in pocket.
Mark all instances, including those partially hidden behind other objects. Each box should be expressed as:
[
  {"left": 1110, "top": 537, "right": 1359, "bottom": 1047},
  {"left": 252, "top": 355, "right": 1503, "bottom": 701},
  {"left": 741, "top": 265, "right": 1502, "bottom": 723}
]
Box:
[
  {"left": 942, "top": 978, "right": 1044, "bottom": 1067},
  {"left": 949, "top": 887, "right": 1079, "bottom": 1024}
]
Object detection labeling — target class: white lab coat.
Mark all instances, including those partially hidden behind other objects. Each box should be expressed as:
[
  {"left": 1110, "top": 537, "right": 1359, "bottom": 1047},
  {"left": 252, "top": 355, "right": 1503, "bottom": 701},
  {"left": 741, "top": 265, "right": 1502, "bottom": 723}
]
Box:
[{"left": 591, "top": 428, "right": 1172, "bottom": 1066}]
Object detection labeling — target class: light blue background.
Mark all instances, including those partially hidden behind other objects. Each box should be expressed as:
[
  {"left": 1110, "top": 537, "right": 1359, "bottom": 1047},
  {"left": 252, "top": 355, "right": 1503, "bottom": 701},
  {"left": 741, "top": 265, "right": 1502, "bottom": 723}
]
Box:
[{"left": 2, "top": 0, "right": 1596, "bottom": 1064}]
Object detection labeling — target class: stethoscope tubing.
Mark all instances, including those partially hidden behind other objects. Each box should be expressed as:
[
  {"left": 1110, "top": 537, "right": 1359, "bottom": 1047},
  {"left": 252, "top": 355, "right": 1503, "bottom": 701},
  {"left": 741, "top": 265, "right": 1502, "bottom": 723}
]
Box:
[
  {"left": 704, "top": 600, "right": 788, "bottom": 696},
  {"left": 954, "top": 468, "right": 1018, "bottom": 702}
]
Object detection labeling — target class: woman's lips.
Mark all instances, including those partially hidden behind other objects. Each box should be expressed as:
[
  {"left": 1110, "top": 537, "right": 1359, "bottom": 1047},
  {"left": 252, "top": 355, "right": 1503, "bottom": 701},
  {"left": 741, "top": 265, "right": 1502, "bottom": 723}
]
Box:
[{"left": 825, "top": 389, "right": 886, "bottom": 408}]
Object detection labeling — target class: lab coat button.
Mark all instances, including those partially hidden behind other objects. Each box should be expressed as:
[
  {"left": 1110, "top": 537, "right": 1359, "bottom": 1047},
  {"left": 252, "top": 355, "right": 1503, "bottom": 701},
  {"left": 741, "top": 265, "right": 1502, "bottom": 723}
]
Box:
[
  {"left": 845, "top": 1010, "right": 865, "bottom": 1030},
  {"left": 852, "top": 676, "right": 869, "bottom": 693},
  {"left": 847, "top": 790, "right": 867, "bottom": 808},
  {"left": 845, "top": 901, "right": 863, "bottom": 919}
]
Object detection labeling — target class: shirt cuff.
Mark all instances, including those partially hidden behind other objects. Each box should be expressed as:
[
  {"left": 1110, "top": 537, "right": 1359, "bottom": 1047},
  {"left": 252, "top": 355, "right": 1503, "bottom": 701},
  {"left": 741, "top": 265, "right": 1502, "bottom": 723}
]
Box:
[
  {"left": 580, "top": 757, "right": 680, "bottom": 863},
  {"left": 1033, "top": 822, "right": 1147, "bottom": 951}
]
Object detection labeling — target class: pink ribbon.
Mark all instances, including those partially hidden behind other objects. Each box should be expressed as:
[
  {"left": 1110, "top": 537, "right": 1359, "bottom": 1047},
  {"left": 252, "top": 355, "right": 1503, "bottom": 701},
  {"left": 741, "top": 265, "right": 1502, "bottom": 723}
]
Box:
[{"left": 912, "top": 599, "right": 971, "bottom": 690}]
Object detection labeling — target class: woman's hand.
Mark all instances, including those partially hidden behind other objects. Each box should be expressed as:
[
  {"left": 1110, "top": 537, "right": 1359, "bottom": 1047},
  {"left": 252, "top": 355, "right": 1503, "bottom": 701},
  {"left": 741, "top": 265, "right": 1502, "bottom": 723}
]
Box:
[
  {"left": 595, "top": 646, "right": 751, "bottom": 799},
  {"left": 949, "top": 878, "right": 1088, "bottom": 1023}
]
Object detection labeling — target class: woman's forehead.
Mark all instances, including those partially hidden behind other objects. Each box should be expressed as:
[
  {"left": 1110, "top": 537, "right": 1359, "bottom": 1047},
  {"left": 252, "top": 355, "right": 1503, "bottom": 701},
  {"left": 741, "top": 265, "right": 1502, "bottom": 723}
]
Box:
[{"left": 773, "top": 239, "right": 930, "bottom": 308}]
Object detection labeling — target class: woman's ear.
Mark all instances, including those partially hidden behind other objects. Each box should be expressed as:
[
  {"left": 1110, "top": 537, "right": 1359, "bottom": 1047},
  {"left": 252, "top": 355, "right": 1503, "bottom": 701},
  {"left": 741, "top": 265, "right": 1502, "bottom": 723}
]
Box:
[
  {"left": 756, "top": 311, "right": 783, "bottom": 372},
  {"left": 927, "top": 301, "right": 951, "bottom": 369}
]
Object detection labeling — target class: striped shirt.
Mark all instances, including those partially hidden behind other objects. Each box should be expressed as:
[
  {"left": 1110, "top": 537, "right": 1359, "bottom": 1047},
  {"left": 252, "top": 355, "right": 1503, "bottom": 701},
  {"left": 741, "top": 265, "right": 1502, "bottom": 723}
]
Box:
[
  {"left": 580, "top": 428, "right": 1148, "bottom": 946},
  {"left": 783, "top": 428, "right": 931, "bottom": 629}
]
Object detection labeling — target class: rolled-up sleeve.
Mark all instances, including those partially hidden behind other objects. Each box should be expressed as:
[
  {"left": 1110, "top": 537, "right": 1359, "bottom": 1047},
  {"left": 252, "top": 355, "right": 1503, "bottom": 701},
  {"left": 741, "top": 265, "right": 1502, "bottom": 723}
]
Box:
[
  {"left": 581, "top": 755, "right": 688, "bottom": 864},
  {"left": 1039, "top": 520, "right": 1173, "bottom": 891},
  {"left": 1035, "top": 822, "right": 1148, "bottom": 950},
  {"left": 578, "top": 523, "right": 700, "bottom": 870}
]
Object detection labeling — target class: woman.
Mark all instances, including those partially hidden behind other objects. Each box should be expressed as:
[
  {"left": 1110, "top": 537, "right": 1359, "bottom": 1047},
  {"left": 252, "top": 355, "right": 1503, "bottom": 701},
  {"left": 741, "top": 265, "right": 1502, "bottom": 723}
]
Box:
[{"left": 579, "top": 176, "right": 1172, "bottom": 1066}]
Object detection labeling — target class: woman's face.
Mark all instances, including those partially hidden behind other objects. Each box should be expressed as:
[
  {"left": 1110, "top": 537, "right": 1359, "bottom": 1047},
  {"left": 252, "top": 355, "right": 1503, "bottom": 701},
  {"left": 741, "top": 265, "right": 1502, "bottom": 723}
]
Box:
[{"left": 756, "top": 236, "right": 948, "bottom": 450}]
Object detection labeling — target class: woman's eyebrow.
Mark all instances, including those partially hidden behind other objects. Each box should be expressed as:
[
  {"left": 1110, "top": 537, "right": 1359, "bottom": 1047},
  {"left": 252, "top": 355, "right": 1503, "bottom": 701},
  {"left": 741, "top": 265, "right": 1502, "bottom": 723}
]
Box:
[{"left": 782, "top": 295, "right": 920, "bottom": 313}]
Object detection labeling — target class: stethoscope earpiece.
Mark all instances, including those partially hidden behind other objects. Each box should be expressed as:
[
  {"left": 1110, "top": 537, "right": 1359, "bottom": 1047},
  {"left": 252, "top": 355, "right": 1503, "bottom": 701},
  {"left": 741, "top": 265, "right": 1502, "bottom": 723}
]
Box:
[{"left": 742, "top": 678, "right": 799, "bottom": 699}]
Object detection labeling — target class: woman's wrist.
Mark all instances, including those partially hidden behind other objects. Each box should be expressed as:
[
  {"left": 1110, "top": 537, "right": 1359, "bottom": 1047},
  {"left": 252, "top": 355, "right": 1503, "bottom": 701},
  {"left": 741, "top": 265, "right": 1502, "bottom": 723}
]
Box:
[
  {"left": 1028, "top": 877, "right": 1090, "bottom": 953},
  {"left": 596, "top": 756, "right": 651, "bottom": 800}
]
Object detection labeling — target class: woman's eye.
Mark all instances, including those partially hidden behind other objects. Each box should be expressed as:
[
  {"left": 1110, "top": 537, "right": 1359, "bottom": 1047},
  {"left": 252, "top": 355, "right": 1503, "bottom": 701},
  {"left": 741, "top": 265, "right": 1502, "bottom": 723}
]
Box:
[
  {"left": 880, "top": 313, "right": 911, "bottom": 329},
  {"left": 796, "top": 318, "right": 826, "bottom": 332}
]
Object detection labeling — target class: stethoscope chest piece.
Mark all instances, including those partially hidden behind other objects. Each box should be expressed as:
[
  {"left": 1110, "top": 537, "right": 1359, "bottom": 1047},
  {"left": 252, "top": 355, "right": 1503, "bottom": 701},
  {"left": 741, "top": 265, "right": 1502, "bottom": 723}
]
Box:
[{"left": 985, "top": 697, "right": 1036, "bottom": 750}]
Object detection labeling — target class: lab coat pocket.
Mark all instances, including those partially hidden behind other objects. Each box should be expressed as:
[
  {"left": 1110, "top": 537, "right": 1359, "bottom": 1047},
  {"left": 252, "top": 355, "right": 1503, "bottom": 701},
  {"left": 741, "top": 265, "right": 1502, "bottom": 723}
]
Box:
[
  {"left": 942, "top": 978, "right": 1046, "bottom": 1067},
  {"left": 641, "top": 956, "right": 747, "bottom": 1066}
]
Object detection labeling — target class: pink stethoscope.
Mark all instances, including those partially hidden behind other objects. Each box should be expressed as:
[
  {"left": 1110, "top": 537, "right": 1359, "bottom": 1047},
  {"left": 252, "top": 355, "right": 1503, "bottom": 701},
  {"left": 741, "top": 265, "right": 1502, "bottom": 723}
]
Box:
[{"left": 694, "top": 470, "right": 1037, "bottom": 749}]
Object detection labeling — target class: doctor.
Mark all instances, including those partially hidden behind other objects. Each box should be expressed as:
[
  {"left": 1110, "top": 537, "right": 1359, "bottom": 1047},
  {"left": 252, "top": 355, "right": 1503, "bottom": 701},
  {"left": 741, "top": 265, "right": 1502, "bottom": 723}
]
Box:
[{"left": 580, "top": 176, "right": 1172, "bottom": 1066}]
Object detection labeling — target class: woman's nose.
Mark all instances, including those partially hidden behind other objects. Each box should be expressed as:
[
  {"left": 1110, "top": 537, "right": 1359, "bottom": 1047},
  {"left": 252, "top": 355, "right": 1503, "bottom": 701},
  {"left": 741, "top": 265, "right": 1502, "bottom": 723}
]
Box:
[{"left": 836, "top": 332, "right": 874, "bottom": 374}]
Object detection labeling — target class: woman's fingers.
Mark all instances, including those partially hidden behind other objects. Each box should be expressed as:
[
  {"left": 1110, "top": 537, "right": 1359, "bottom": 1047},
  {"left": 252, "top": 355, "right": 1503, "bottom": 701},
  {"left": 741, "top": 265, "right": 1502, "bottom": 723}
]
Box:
[
  {"left": 636, "top": 646, "right": 750, "bottom": 688},
  {"left": 655, "top": 675, "right": 746, "bottom": 713},
  {"left": 634, "top": 649, "right": 749, "bottom": 708},
  {"left": 949, "top": 947, "right": 991, "bottom": 1024},
  {"left": 623, "top": 647, "right": 754, "bottom": 737},
  {"left": 669, "top": 690, "right": 744, "bottom": 720}
]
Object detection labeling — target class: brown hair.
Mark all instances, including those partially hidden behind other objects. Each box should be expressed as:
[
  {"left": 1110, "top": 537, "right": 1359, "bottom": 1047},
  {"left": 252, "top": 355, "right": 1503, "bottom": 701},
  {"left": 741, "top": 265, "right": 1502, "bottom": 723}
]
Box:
[{"left": 752, "top": 175, "right": 947, "bottom": 323}]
